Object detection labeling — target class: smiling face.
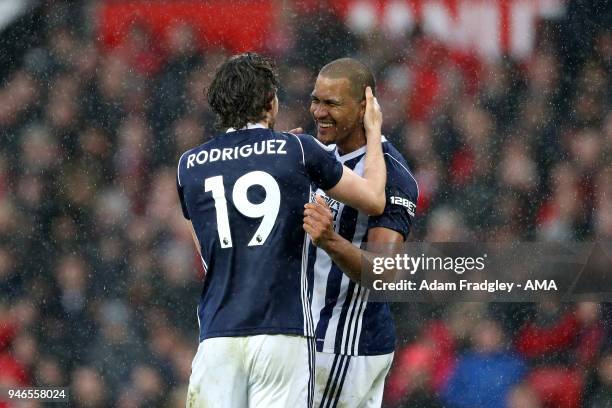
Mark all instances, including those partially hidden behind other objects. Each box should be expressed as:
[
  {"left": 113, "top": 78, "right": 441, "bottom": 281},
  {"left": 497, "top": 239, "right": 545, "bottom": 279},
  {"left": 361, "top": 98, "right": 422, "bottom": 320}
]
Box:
[{"left": 310, "top": 75, "right": 365, "bottom": 149}]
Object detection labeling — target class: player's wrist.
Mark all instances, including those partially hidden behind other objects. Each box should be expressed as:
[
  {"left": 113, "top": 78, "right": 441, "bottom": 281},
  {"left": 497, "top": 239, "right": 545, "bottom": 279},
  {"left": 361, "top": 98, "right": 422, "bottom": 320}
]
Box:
[
  {"left": 364, "top": 126, "right": 382, "bottom": 140},
  {"left": 319, "top": 231, "right": 341, "bottom": 253}
]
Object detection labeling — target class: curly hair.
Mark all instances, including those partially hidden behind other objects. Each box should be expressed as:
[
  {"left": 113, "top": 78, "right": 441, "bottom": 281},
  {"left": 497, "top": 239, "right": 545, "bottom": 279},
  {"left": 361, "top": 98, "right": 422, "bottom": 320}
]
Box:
[{"left": 207, "top": 52, "right": 279, "bottom": 131}]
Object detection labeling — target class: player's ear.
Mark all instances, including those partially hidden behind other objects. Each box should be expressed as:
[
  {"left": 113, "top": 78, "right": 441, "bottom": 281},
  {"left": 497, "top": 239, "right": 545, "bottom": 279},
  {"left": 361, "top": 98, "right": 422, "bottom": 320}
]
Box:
[
  {"left": 265, "top": 93, "right": 278, "bottom": 116},
  {"left": 272, "top": 94, "right": 279, "bottom": 116}
]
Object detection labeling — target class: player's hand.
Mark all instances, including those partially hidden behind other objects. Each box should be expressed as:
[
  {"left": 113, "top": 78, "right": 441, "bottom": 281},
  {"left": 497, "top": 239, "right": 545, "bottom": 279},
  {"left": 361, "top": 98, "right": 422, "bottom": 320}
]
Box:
[
  {"left": 288, "top": 127, "right": 304, "bottom": 134},
  {"left": 303, "top": 195, "right": 335, "bottom": 249},
  {"left": 363, "top": 86, "right": 382, "bottom": 137}
]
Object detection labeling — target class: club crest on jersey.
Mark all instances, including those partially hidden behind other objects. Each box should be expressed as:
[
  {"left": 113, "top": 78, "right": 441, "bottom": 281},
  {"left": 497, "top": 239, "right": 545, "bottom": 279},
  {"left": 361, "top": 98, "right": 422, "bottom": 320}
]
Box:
[
  {"left": 390, "top": 196, "right": 416, "bottom": 217},
  {"left": 310, "top": 191, "right": 341, "bottom": 224}
]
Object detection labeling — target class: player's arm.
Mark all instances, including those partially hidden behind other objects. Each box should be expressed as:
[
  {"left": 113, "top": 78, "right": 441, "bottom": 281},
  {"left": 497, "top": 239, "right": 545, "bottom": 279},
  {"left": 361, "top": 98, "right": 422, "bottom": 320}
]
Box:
[
  {"left": 186, "top": 220, "right": 203, "bottom": 259},
  {"left": 325, "top": 87, "right": 386, "bottom": 216},
  {"left": 176, "top": 161, "right": 204, "bottom": 259},
  {"left": 304, "top": 196, "right": 403, "bottom": 283}
]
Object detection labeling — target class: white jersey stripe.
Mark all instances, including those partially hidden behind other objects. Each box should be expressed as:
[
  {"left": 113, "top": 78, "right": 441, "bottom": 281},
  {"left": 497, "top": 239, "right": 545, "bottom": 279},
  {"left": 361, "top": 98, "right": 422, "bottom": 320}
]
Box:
[
  {"left": 289, "top": 132, "right": 306, "bottom": 166},
  {"left": 320, "top": 201, "right": 346, "bottom": 351},
  {"left": 196, "top": 305, "right": 201, "bottom": 331},
  {"left": 350, "top": 289, "right": 367, "bottom": 354},
  {"left": 300, "top": 180, "right": 315, "bottom": 337},
  {"left": 301, "top": 226, "right": 314, "bottom": 337},
  {"left": 311, "top": 246, "right": 332, "bottom": 329},
  {"left": 337, "top": 157, "right": 368, "bottom": 354},
  {"left": 385, "top": 152, "right": 419, "bottom": 198},
  {"left": 177, "top": 150, "right": 188, "bottom": 187},
  {"left": 316, "top": 153, "right": 374, "bottom": 355},
  {"left": 325, "top": 156, "right": 368, "bottom": 353},
  {"left": 311, "top": 140, "right": 416, "bottom": 356},
  {"left": 340, "top": 284, "right": 362, "bottom": 354},
  {"left": 352, "top": 289, "right": 370, "bottom": 355},
  {"left": 346, "top": 209, "right": 370, "bottom": 354}
]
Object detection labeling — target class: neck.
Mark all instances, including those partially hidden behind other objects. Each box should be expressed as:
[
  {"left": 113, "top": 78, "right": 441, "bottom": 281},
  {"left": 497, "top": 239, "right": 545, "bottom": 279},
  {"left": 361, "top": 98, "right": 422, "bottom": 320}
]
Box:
[
  {"left": 258, "top": 108, "right": 276, "bottom": 129},
  {"left": 336, "top": 129, "right": 367, "bottom": 156},
  {"left": 256, "top": 119, "right": 270, "bottom": 128}
]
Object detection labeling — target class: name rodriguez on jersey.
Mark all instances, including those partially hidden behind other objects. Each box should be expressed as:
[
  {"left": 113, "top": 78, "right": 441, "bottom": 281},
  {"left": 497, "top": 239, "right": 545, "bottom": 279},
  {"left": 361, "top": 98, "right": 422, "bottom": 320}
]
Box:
[{"left": 186, "top": 140, "right": 287, "bottom": 168}]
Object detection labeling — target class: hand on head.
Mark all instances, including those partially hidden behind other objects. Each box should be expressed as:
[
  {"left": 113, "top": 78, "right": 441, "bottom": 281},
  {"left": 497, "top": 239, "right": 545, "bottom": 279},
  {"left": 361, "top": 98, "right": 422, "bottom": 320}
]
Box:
[{"left": 363, "top": 86, "right": 382, "bottom": 137}]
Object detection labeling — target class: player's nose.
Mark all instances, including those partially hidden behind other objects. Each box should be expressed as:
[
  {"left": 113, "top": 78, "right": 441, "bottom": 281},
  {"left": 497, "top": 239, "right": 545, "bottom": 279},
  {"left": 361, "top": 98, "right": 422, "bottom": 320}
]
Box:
[{"left": 312, "top": 104, "right": 328, "bottom": 120}]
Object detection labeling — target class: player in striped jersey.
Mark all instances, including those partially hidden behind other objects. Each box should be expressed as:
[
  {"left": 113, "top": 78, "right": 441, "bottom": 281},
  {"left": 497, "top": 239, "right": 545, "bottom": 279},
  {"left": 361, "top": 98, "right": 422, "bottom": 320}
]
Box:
[{"left": 303, "top": 59, "right": 418, "bottom": 407}]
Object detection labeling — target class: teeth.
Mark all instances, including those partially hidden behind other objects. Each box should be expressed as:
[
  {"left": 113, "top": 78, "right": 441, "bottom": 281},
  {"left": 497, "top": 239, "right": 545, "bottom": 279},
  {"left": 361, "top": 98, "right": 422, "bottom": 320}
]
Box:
[{"left": 319, "top": 123, "right": 333, "bottom": 128}]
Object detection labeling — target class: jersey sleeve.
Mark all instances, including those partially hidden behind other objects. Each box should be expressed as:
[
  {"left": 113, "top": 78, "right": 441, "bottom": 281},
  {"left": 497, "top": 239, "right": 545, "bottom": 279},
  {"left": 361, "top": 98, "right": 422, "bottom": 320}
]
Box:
[
  {"left": 177, "top": 154, "right": 191, "bottom": 220},
  {"left": 295, "top": 134, "right": 343, "bottom": 190},
  {"left": 367, "top": 156, "right": 418, "bottom": 240}
]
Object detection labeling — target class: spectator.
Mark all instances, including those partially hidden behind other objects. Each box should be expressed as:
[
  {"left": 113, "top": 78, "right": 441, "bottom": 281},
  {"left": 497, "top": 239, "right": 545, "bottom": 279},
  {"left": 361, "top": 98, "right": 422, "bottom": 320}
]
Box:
[
  {"left": 591, "top": 351, "right": 612, "bottom": 408},
  {"left": 441, "top": 319, "right": 526, "bottom": 408}
]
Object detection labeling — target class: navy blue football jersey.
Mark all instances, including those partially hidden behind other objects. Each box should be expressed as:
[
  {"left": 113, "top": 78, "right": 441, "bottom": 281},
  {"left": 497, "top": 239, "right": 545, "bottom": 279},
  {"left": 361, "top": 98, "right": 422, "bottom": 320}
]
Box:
[
  {"left": 177, "top": 125, "right": 343, "bottom": 342},
  {"left": 309, "top": 138, "right": 418, "bottom": 355}
]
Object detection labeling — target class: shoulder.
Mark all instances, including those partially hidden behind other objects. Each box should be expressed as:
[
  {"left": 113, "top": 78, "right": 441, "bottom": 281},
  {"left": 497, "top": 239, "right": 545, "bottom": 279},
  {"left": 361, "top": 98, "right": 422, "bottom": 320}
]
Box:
[
  {"left": 382, "top": 140, "right": 418, "bottom": 197},
  {"left": 176, "top": 146, "right": 196, "bottom": 184},
  {"left": 295, "top": 133, "right": 334, "bottom": 149},
  {"left": 284, "top": 132, "right": 336, "bottom": 158},
  {"left": 381, "top": 140, "right": 409, "bottom": 169},
  {"left": 176, "top": 139, "right": 215, "bottom": 185},
  {"left": 177, "top": 140, "right": 211, "bottom": 166}
]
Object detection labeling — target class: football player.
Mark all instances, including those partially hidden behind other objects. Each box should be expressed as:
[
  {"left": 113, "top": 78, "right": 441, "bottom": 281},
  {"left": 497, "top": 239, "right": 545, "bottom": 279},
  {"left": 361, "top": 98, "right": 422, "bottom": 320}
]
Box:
[
  {"left": 177, "top": 53, "right": 386, "bottom": 408},
  {"left": 303, "top": 58, "right": 418, "bottom": 408}
]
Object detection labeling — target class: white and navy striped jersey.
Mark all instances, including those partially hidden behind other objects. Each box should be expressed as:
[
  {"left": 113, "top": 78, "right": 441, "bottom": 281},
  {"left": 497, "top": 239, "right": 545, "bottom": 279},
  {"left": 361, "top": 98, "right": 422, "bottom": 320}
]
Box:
[
  {"left": 308, "top": 139, "right": 418, "bottom": 356},
  {"left": 177, "top": 125, "right": 343, "bottom": 342}
]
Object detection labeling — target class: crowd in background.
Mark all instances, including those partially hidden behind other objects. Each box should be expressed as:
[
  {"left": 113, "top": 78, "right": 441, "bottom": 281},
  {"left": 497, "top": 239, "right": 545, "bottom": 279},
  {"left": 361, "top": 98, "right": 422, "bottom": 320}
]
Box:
[{"left": 0, "top": 1, "right": 610, "bottom": 407}]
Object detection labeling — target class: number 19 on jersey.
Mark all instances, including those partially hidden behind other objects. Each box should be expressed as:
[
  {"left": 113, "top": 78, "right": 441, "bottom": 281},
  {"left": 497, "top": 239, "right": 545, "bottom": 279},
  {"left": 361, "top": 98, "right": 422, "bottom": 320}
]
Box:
[{"left": 204, "top": 170, "right": 280, "bottom": 248}]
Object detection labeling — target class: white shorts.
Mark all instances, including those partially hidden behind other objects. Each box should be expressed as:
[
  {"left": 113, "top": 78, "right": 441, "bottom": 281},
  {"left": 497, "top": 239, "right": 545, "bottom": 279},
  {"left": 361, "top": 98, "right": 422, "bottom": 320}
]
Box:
[
  {"left": 314, "top": 351, "right": 393, "bottom": 408},
  {"left": 187, "top": 334, "right": 314, "bottom": 408}
]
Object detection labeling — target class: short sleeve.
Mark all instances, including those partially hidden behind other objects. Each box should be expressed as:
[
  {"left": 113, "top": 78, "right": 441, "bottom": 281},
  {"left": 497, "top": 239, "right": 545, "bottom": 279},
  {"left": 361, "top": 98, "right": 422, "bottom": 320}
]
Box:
[
  {"left": 295, "top": 134, "right": 343, "bottom": 190},
  {"left": 367, "top": 156, "right": 418, "bottom": 240}
]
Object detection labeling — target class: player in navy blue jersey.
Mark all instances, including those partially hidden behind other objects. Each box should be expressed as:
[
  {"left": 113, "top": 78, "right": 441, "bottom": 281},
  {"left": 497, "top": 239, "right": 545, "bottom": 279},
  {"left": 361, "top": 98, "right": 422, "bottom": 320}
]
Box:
[
  {"left": 176, "top": 53, "right": 387, "bottom": 408},
  {"left": 302, "top": 58, "right": 418, "bottom": 407}
]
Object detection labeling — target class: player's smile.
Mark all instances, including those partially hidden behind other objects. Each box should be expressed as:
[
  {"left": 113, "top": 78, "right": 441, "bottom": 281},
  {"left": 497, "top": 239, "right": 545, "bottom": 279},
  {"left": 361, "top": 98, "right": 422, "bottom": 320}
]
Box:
[{"left": 316, "top": 120, "right": 335, "bottom": 140}]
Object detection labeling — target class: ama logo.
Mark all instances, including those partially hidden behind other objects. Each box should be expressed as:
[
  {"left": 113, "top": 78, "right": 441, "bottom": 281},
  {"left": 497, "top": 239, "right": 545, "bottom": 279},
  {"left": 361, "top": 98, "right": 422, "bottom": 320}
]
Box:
[{"left": 524, "top": 280, "right": 558, "bottom": 291}]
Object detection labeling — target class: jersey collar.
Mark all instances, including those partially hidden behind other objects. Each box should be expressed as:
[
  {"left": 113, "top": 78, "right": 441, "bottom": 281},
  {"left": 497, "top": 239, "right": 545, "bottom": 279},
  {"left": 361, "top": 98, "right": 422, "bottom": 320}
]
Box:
[
  {"left": 334, "top": 136, "right": 388, "bottom": 162},
  {"left": 226, "top": 123, "right": 268, "bottom": 133}
]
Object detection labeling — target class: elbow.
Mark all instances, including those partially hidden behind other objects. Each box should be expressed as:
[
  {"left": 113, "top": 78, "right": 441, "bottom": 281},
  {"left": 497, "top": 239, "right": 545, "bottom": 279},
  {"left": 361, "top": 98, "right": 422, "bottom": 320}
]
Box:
[
  {"left": 365, "top": 195, "right": 386, "bottom": 216},
  {"left": 374, "top": 195, "right": 386, "bottom": 215}
]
